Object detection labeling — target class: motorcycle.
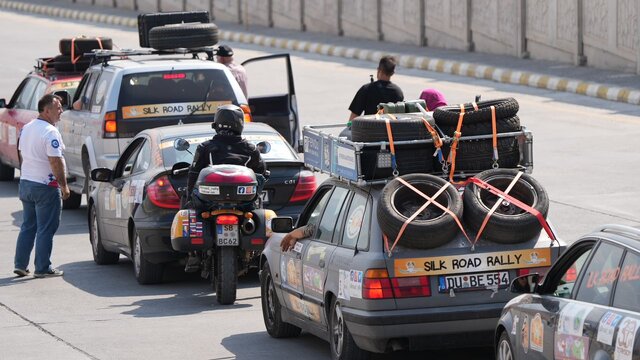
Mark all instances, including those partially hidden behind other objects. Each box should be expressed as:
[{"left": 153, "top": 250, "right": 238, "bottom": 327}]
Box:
[{"left": 169, "top": 138, "right": 274, "bottom": 305}]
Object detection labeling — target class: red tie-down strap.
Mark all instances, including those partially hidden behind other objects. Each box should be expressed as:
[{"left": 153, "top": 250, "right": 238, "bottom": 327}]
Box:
[
  {"left": 466, "top": 176, "right": 558, "bottom": 242},
  {"left": 473, "top": 171, "right": 522, "bottom": 245},
  {"left": 383, "top": 177, "right": 471, "bottom": 256}
]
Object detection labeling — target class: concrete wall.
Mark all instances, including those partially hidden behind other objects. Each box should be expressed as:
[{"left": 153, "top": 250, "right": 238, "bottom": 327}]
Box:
[{"left": 85, "top": 0, "right": 640, "bottom": 74}]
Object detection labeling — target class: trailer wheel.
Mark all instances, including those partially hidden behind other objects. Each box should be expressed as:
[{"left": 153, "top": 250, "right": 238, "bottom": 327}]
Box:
[
  {"left": 463, "top": 169, "right": 549, "bottom": 244},
  {"left": 433, "top": 98, "right": 519, "bottom": 126},
  {"left": 377, "top": 174, "right": 462, "bottom": 249},
  {"left": 148, "top": 22, "right": 219, "bottom": 50}
]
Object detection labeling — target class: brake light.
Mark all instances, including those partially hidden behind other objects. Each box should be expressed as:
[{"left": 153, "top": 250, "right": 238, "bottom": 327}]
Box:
[
  {"left": 240, "top": 104, "right": 252, "bottom": 122},
  {"left": 163, "top": 73, "right": 186, "bottom": 80},
  {"left": 103, "top": 111, "right": 117, "bottom": 138},
  {"left": 216, "top": 215, "right": 239, "bottom": 225},
  {"left": 289, "top": 170, "right": 317, "bottom": 203},
  {"left": 363, "top": 269, "right": 393, "bottom": 299},
  {"left": 147, "top": 175, "right": 181, "bottom": 209},
  {"left": 392, "top": 276, "right": 431, "bottom": 298}
]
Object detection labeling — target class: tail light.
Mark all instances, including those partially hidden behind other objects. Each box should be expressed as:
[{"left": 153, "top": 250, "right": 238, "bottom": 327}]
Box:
[
  {"left": 103, "top": 111, "right": 117, "bottom": 138},
  {"left": 240, "top": 104, "right": 252, "bottom": 122},
  {"left": 363, "top": 269, "right": 432, "bottom": 299},
  {"left": 147, "top": 175, "right": 181, "bottom": 209},
  {"left": 216, "top": 215, "right": 239, "bottom": 225},
  {"left": 289, "top": 170, "right": 317, "bottom": 203}
]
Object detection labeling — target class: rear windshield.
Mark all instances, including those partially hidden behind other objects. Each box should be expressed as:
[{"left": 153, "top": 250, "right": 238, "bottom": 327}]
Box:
[
  {"left": 161, "top": 132, "right": 299, "bottom": 168},
  {"left": 118, "top": 70, "right": 237, "bottom": 120}
]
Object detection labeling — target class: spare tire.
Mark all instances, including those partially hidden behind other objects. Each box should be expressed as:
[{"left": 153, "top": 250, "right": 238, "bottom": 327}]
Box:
[
  {"left": 149, "top": 22, "right": 219, "bottom": 50},
  {"left": 377, "top": 174, "right": 463, "bottom": 249},
  {"left": 433, "top": 98, "right": 519, "bottom": 126},
  {"left": 439, "top": 136, "right": 521, "bottom": 173},
  {"left": 51, "top": 54, "right": 92, "bottom": 72},
  {"left": 59, "top": 37, "right": 113, "bottom": 56},
  {"left": 437, "top": 115, "right": 521, "bottom": 137},
  {"left": 463, "top": 169, "right": 549, "bottom": 244},
  {"left": 351, "top": 114, "right": 429, "bottom": 142}
]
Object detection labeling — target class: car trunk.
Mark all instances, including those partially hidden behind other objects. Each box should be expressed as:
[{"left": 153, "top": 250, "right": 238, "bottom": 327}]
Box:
[{"left": 262, "top": 161, "right": 302, "bottom": 210}]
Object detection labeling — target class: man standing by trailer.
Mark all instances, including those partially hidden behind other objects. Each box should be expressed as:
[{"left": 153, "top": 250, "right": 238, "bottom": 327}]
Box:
[{"left": 348, "top": 55, "right": 404, "bottom": 120}]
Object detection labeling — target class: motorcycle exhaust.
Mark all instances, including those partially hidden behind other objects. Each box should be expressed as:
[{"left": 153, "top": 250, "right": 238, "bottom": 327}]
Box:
[{"left": 241, "top": 217, "right": 256, "bottom": 235}]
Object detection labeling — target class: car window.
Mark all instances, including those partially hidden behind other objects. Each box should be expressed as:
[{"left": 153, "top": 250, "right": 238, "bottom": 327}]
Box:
[
  {"left": 552, "top": 249, "right": 592, "bottom": 298},
  {"left": 72, "top": 73, "right": 90, "bottom": 105},
  {"left": 114, "top": 138, "right": 145, "bottom": 178},
  {"left": 91, "top": 72, "right": 113, "bottom": 113},
  {"left": 341, "top": 192, "right": 368, "bottom": 248},
  {"left": 575, "top": 242, "right": 624, "bottom": 306},
  {"left": 28, "top": 80, "right": 48, "bottom": 111},
  {"left": 612, "top": 251, "right": 640, "bottom": 312},
  {"left": 14, "top": 78, "right": 38, "bottom": 109},
  {"left": 132, "top": 140, "right": 151, "bottom": 174},
  {"left": 299, "top": 187, "right": 332, "bottom": 231},
  {"left": 316, "top": 187, "right": 349, "bottom": 243},
  {"left": 82, "top": 72, "right": 99, "bottom": 112}
]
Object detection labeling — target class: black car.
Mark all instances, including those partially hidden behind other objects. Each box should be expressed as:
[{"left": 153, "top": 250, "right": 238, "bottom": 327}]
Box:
[
  {"left": 496, "top": 224, "right": 640, "bottom": 360},
  {"left": 88, "top": 122, "right": 316, "bottom": 284}
]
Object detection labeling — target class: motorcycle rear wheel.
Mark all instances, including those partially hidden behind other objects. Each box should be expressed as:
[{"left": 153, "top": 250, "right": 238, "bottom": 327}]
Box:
[{"left": 214, "top": 247, "right": 238, "bottom": 305}]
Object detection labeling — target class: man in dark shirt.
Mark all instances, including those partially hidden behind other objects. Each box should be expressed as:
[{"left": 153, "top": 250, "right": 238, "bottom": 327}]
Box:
[{"left": 348, "top": 55, "right": 404, "bottom": 120}]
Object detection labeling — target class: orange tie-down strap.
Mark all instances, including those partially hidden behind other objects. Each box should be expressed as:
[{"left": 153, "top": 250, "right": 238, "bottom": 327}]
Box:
[
  {"left": 71, "top": 37, "right": 104, "bottom": 64},
  {"left": 473, "top": 171, "right": 522, "bottom": 245},
  {"left": 420, "top": 117, "right": 444, "bottom": 163},
  {"left": 447, "top": 103, "right": 465, "bottom": 184},
  {"left": 466, "top": 176, "right": 557, "bottom": 242},
  {"left": 383, "top": 177, "right": 471, "bottom": 256}
]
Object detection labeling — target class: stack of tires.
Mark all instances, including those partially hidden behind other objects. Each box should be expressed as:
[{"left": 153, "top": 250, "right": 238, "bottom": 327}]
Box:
[
  {"left": 376, "top": 168, "right": 549, "bottom": 248},
  {"left": 52, "top": 37, "right": 113, "bottom": 72},
  {"left": 433, "top": 98, "right": 522, "bottom": 172}
]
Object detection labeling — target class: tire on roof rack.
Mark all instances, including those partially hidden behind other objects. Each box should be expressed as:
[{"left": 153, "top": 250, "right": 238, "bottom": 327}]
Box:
[
  {"left": 433, "top": 98, "right": 519, "bottom": 126},
  {"left": 59, "top": 37, "right": 113, "bottom": 56},
  {"left": 377, "top": 174, "right": 462, "bottom": 249},
  {"left": 351, "top": 113, "right": 429, "bottom": 142},
  {"left": 463, "top": 168, "right": 549, "bottom": 244},
  {"left": 148, "top": 22, "right": 219, "bottom": 50},
  {"left": 51, "top": 54, "right": 92, "bottom": 72}
]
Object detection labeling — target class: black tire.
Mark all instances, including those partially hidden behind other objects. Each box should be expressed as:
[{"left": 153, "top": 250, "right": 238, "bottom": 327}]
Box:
[
  {"left": 496, "top": 331, "right": 514, "bottom": 360},
  {"left": 260, "top": 261, "right": 302, "bottom": 338},
  {"left": 89, "top": 205, "right": 119, "bottom": 265},
  {"left": 215, "top": 246, "right": 238, "bottom": 305},
  {"left": 439, "top": 137, "right": 521, "bottom": 172},
  {"left": 437, "top": 115, "right": 521, "bottom": 137},
  {"left": 464, "top": 169, "right": 549, "bottom": 244},
  {"left": 148, "top": 22, "right": 219, "bottom": 50},
  {"left": 133, "top": 229, "right": 164, "bottom": 284},
  {"left": 329, "top": 298, "right": 370, "bottom": 360},
  {"left": 0, "top": 162, "right": 14, "bottom": 181},
  {"left": 433, "top": 98, "right": 519, "bottom": 126},
  {"left": 51, "top": 54, "right": 92, "bottom": 72},
  {"left": 59, "top": 37, "right": 112, "bottom": 56},
  {"left": 351, "top": 114, "right": 429, "bottom": 142},
  {"left": 377, "top": 174, "right": 463, "bottom": 249},
  {"left": 62, "top": 191, "right": 82, "bottom": 210}
]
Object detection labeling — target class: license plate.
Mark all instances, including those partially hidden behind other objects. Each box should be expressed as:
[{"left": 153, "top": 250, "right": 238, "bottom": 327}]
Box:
[
  {"left": 438, "top": 271, "right": 510, "bottom": 292},
  {"left": 216, "top": 224, "right": 239, "bottom": 246},
  {"left": 260, "top": 191, "right": 269, "bottom": 204}
]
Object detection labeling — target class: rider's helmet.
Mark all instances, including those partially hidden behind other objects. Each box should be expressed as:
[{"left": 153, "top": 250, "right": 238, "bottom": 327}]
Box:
[{"left": 213, "top": 104, "right": 244, "bottom": 135}]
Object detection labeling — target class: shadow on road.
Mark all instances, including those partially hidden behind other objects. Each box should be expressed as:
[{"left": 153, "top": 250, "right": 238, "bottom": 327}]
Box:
[{"left": 222, "top": 331, "right": 330, "bottom": 360}]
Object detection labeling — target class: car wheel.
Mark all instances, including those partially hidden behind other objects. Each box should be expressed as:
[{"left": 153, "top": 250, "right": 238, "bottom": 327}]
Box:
[
  {"left": 62, "top": 191, "right": 82, "bottom": 210},
  {"left": 133, "top": 229, "right": 164, "bottom": 284},
  {"left": 377, "top": 173, "right": 463, "bottom": 249},
  {"left": 329, "top": 298, "right": 370, "bottom": 360},
  {"left": 0, "top": 162, "right": 14, "bottom": 181},
  {"left": 497, "top": 331, "right": 514, "bottom": 360},
  {"left": 464, "top": 168, "right": 549, "bottom": 243},
  {"left": 148, "top": 23, "right": 219, "bottom": 50},
  {"left": 260, "top": 261, "right": 302, "bottom": 338},
  {"left": 89, "top": 204, "right": 119, "bottom": 265}
]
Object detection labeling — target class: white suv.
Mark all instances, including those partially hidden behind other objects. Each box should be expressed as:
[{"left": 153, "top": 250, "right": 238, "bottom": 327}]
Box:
[{"left": 58, "top": 50, "right": 300, "bottom": 208}]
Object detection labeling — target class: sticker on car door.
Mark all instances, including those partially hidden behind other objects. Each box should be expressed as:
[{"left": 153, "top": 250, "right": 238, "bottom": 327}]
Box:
[{"left": 614, "top": 317, "right": 639, "bottom": 360}]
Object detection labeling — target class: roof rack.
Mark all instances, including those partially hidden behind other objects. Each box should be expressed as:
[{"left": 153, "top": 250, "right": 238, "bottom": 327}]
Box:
[
  {"left": 85, "top": 46, "right": 217, "bottom": 64},
  {"left": 33, "top": 57, "right": 86, "bottom": 78}
]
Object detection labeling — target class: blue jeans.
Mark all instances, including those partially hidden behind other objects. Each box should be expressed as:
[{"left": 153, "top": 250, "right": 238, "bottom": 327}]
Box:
[{"left": 14, "top": 180, "right": 62, "bottom": 274}]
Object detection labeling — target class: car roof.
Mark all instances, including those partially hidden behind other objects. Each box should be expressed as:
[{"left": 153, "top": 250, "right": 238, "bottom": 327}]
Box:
[
  {"left": 580, "top": 224, "right": 640, "bottom": 251},
  {"left": 97, "top": 57, "right": 228, "bottom": 72},
  {"left": 140, "top": 122, "right": 282, "bottom": 140}
]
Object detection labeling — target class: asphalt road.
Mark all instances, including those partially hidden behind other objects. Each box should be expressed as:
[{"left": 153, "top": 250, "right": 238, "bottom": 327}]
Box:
[{"left": 0, "top": 9, "right": 639, "bottom": 360}]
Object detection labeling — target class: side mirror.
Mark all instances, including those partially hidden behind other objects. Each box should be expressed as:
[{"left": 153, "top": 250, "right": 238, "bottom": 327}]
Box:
[
  {"left": 91, "top": 168, "right": 112, "bottom": 182},
  {"left": 174, "top": 138, "right": 190, "bottom": 151},
  {"left": 0, "top": 98, "right": 6, "bottom": 108},
  {"left": 271, "top": 217, "right": 294, "bottom": 233},
  {"left": 53, "top": 90, "right": 71, "bottom": 109},
  {"left": 510, "top": 273, "right": 540, "bottom": 294},
  {"left": 171, "top": 161, "right": 190, "bottom": 175},
  {"left": 256, "top": 141, "right": 271, "bottom": 154}
]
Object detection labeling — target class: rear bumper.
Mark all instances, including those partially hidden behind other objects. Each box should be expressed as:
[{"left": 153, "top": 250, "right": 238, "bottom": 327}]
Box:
[
  {"left": 341, "top": 302, "right": 504, "bottom": 352},
  {"left": 136, "top": 223, "right": 183, "bottom": 264}
]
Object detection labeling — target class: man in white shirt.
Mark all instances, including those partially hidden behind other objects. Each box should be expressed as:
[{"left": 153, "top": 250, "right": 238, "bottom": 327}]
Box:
[
  {"left": 216, "top": 44, "right": 248, "bottom": 98},
  {"left": 14, "top": 94, "right": 70, "bottom": 278}
]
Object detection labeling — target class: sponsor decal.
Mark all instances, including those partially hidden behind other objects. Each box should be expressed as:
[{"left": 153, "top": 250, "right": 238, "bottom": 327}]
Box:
[
  {"left": 338, "top": 269, "right": 363, "bottom": 300},
  {"left": 293, "top": 242, "right": 304, "bottom": 253},
  {"left": 115, "top": 194, "right": 122, "bottom": 218},
  {"left": 283, "top": 257, "right": 302, "bottom": 290},
  {"left": 614, "top": 317, "right": 639, "bottom": 360},
  {"left": 345, "top": 205, "right": 365, "bottom": 240},
  {"left": 521, "top": 314, "right": 529, "bottom": 353},
  {"left": 285, "top": 294, "right": 321, "bottom": 322},
  {"left": 121, "top": 100, "right": 231, "bottom": 119},
  {"left": 302, "top": 265, "right": 324, "bottom": 294},
  {"left": 557, "top": 303, "right": 592, "bottom": 336},
  {"left": 134, "top": 180, "right": 144, "bottom": 204},
  {"left": 305, "top": 244, "right": 327, "bottom": 262},
  {"left": 338, "top": 270, "right": 350, "bottom": 300},
  {"left": 394, "top": 248, "right": 552, "bottom": 277},
  {"left": 51, "top": 139, "right": 60, "bottom": 148},
  {"left": 512, "top": 314, "right": 520, "bottom": 335},
  {"left": 597, "top": 311, "right": 623, "bottom": 346},
  {"left": 555, "top": 334, "right": 589, "bottom": 360},
  {"left": 530, "top": 313, "right": 544, "bottom": 352},
  {"left": 199, "top": 185, "right": 220, "bottom": 195},
  {"left": 237, "top": 185, "right": 256, "bottom": 195},
  {"left": 7, "top": 125, "right": 16, "bottom": 145}
]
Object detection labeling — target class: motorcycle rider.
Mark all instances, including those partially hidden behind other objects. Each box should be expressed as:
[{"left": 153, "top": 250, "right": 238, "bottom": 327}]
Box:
[{"left": 186, "top": 104, "right": 267, "bottom": 205}]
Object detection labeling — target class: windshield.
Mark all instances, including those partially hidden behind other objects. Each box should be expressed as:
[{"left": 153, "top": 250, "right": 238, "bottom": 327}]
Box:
[
  {"left": 118, "top": 70, "right": 237, "bottom": 119},
  {"left": 161, "top": 132, "right": 299, "bottom": 168}
]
